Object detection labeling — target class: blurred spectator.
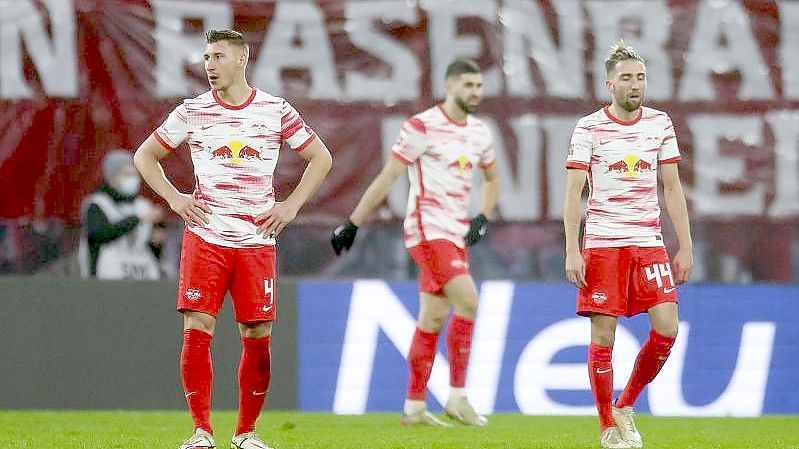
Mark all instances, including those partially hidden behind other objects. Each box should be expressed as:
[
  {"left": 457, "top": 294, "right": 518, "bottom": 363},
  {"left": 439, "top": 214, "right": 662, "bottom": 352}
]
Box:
[
  {"left": 705, "top": 220, "right": 794, "bottom": 283},
  {"left": 0, "top": 221, "right": 16, "bottom": 273},
  {"left": 77, "top": 149, "right": 167, "bottom": 279}
]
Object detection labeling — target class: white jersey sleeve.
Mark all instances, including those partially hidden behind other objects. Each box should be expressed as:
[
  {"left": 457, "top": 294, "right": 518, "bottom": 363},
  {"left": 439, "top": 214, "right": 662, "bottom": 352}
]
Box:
[
  {"left": 391, "top": 118, "right": 428, "bottom": 164},
  {"left": 280, "top": 100, "right": 316, "bottom": 151},
  {"left": 658, "top": 115, "right": 681, "bottom": 163},
  {"left": 154, "top": 103, "right": 189, "bottom": 151},
  {"left": 479, "top": 136, "right": 496, "bottom": 168},
  {"left": 566, "top": 118, "right": 593, "bottom": 170}
]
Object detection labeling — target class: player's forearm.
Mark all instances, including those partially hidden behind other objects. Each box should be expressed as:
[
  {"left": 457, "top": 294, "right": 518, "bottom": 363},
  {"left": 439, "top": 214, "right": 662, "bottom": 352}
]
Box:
[
  {"left": 349, "top": 176, "right": 394, "bottom": 227},
  {"left": 663, "top": 183, "right": 693, "bottom": 251},
  {"left": 563, "top": 194, "right": 583, "bottom": 254},
  {"left": 479, "top": 178, "right": 500, "bottom": 219},
  {"left": 563, "top": 170, "right": 587, "bottom": 254},
  {"left": 133, "top": 150, "right": 181, "bottom": 204},
  {"left": 284, "top": 150, "right": 332, "bottom": 210}
]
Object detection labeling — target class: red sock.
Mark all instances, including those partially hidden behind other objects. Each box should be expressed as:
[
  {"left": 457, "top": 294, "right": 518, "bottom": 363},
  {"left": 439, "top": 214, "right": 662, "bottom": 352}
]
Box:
[
  {"left": 181, "top": 329, "right": 214, "bottom": 434},
  {"left": 447, "top": 315, "right": 474, "bottom": 388},
  {"left": 616, "top": 330, "right": 675, "bottom": 408},
  {"left": 588, "top": 343, "right": 614, "bottom": 431},
  {"left": 236, "top": 335, "right": 272, "bottom": 435},
  {"left": 407, "top": 328, "right": 438, "bottom": 400}
]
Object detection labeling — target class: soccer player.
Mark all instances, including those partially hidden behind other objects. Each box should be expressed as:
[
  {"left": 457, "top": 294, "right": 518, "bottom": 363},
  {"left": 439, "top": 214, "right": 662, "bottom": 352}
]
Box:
[
  {"left": 134, "top": 29, "right": 332, "bottom": 449},
  {"left": 563, "top": 41, "right": 693, "bottom": 449},
  {"left": 331, "top": 58, "right": 500, "bottom": 427}
]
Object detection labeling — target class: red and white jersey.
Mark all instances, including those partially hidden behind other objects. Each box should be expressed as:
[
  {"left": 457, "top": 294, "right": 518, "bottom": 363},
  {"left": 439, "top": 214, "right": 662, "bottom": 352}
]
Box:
[
  {"left": 392, "top": 105, "right": 495, "bottom": 249},
  {"left": 154, "top": 88, "right": 316, "bottom": 248},
  {"left": 566, "top": 106, "right": 681, "bottom": 248}
]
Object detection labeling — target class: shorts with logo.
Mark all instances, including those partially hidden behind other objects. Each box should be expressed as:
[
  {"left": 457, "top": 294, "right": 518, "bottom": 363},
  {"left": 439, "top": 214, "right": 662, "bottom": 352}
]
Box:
[
  {"left": 177, "top": 230, "right": 277, "bottom": 323},
  {"left": 408, "top": 239, "right": 469, "bottom": 296},
  {"left": 577, "top": 246, "right": 678, "bottom": 318}
]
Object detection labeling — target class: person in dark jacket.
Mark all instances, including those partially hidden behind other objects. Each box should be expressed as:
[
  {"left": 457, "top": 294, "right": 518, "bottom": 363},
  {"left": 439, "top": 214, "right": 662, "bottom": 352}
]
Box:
[{"left": 78, "top": 149, "right": 165, "bottom": 279}]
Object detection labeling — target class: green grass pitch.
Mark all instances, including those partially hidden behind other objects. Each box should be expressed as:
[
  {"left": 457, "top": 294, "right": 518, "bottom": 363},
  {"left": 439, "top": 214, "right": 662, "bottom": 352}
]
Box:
[{"left": 1, "top": 411, "right": 798, "bottom": 448}]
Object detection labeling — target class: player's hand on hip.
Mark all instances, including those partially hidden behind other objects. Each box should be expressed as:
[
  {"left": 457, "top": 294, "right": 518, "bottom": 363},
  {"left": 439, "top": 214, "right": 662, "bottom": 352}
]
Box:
[
  {"left": 255, "top": 201, "right": 298, "bottom": 238},
  {"left": 565, "top": 251, "right": 587, "bottom": 288},
  {"left": 672, "top": 248, "right": 693, "bottom": 284},
  {"left": 168, "top": 192, "right": 211, "bottom": 226},
  {"left": 465, "top": 214, "right": 488, "bottom": 246},
  {"left": 331, "top": 220, "right": 358, "bottom": 255}
]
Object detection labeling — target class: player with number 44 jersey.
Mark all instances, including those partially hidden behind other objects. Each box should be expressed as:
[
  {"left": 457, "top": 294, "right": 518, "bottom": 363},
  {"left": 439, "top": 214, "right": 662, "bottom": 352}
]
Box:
[{"left": 563, "top": 40, "right": 693, "bottom": 449}]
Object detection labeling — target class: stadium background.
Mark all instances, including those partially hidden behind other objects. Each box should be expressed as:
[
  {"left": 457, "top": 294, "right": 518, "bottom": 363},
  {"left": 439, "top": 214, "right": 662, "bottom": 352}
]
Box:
[{"left": 1, "top": 0, "right": 797, "bottom": 426}]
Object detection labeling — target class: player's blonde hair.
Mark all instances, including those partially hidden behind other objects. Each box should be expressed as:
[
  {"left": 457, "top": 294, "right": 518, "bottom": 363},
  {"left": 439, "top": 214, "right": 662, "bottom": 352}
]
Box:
[{"left": 605, "top": 39, "right": 645, "bottom": 74}]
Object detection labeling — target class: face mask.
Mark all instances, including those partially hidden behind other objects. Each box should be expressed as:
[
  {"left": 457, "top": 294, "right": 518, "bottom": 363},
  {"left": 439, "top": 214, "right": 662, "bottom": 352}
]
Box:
[{"left": 118, "top": 176, "right": 141, "bottom": 196}]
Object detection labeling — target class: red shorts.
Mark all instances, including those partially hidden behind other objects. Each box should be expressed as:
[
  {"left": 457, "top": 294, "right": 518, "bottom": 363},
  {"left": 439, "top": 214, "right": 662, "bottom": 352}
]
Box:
[
  {"left": 577, "top": 246, "right": 678, "bottom": 317},
  {"left": 408, "top": 239, "right": 469, "bottom": 296},
  {"left": 177, "top": 231, "right": 277, "bottom": 323}
]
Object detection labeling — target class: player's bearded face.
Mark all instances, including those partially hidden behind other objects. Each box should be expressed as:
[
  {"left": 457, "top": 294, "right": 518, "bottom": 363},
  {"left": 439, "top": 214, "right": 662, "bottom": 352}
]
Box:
[
  {"left": 609, "top": 60, "right": 647, "bottom": 112},
  {"left": 452, "top": 73, "right": 483, "bottom": 114}
]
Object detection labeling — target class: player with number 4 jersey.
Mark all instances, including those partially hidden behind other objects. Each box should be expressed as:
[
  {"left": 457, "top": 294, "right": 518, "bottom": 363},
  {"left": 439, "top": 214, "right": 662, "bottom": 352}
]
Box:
[
  {"left": 134, "top": 30, "right": 331, "bottom": 449},
  {"left": 563, "top": 41, "right": 693, "bottom": 449}
]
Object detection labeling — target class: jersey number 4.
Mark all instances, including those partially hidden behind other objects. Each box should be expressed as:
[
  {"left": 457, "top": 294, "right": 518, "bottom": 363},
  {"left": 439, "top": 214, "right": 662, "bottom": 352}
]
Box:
[
  {"left": 644, "top": 263, "right": 674, "bottom": 288},
  {"left": 262, "top": 278, "right": 274, "bottom": 312}
]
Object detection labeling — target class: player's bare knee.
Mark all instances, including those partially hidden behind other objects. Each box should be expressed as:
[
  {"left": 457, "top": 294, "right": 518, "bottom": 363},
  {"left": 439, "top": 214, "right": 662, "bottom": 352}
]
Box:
[
  {"left": 240, "top": 321, "right": 272, "bottom": 338},
  {"left": 592, "top": 333, "right": 615, "bottom": 348},
  {"left": 184, "top": 311, "right": 216, "bottom": 335},
  {"left": 420, "top": 314, "right": 446, "bottom": 332},
  {"left": 655, "top": 326, "right": 678, "bottom": 340},
  {"left": 454, "top": 296, "right": 478, "bottom": 319}
]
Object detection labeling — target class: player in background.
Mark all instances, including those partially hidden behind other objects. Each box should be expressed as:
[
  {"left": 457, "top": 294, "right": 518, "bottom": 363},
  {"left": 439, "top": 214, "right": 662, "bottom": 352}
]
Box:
[
  {"left": 331, "top": 58, "right": 500, "bottom": 427},
  {"left": 563, "top": 40, "right": 693, "bottom": 448},
  {"left": 134, "top": 29, "right": 331, "bottom": 449}
]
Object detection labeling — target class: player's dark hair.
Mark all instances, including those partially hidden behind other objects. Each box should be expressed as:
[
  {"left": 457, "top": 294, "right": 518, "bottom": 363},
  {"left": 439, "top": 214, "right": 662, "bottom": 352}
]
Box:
[
  {"left": 605, "top": 39, "right": 645, "bottom": 74},
  {"left": 445, "top": 58, "right": 481, "bottom": 79},
  {"left": 205, "top": 29, "right": 248, "bottom": 49}
]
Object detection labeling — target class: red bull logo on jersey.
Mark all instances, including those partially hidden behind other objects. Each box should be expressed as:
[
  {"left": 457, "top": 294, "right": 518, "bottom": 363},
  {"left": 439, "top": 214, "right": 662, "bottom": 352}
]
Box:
[
  {"left": 606, "top": 154, "right": 653, "bottom": 177},
  {"left": 210, "top": 140, "right": 264, "bottom": 163},
  {"left": 449, "top": 155, "right": 474, "bottom": 175}
]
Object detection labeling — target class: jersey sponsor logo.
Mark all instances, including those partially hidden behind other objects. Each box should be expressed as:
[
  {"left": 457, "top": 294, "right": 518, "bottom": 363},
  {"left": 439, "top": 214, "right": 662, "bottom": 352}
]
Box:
[
  {"left": 210, "top": 139, "right": 268, "bottom": 163},
  {"left": 448, "top": 154, "right": 474, "bottom": 175},
  {"left": 606, "top": 154, "right": 653, "bottom": 177},
  {"left": 591, "top": 292, "right": 607, "bottom": 304},
  {"left": 184, "top": 289, "right": 202, "bottom": 301},
  {"left": 664, "top": 287, "right": 677, "bottom": 294}
]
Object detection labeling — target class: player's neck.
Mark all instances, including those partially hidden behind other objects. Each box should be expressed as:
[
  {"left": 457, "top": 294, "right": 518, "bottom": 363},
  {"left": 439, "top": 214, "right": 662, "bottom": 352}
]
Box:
[
  {"left": 441, "top": 100, "right": 468, "bottom": 125},
  {"left": 607, "top": 103, "right": 640, "bottom": 123},
  {"left": 215, "top": 81, "right": 252, "bottom": 106}
]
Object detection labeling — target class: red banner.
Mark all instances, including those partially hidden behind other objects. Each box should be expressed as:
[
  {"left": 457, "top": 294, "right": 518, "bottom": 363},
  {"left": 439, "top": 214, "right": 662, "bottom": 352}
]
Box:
[{"left": 1, "top": 0, "right": 798, "bottom": 225}]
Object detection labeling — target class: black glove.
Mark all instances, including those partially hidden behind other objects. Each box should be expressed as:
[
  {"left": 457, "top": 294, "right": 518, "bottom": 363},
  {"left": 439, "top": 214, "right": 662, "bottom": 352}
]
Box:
[
  {"left": 331, "top": 220, "right": 358, "bottom": 255},
  {"left": 465, "top": 214, "right": 488, "bottom": 247}
]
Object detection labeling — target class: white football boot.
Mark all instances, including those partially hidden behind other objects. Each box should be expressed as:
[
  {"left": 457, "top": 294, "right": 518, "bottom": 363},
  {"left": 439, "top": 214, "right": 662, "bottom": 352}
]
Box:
[
  {"left": 400, "top": 409, "right": 452, "bottom": 427},
  {"left": 178, "top": 428, "right": 215, "bottom": 449},
  {"left": 230, "top": 432, "right": 273, "bottom": 449},
  {"left": 600, "top": 427, "right": 635, "bottom": 448},
  {"left": 612, "top": 405, "right": 643, "bottom": 448},
  {"left": 444, "top": 396, "right": 488, "bottom": 427}
]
